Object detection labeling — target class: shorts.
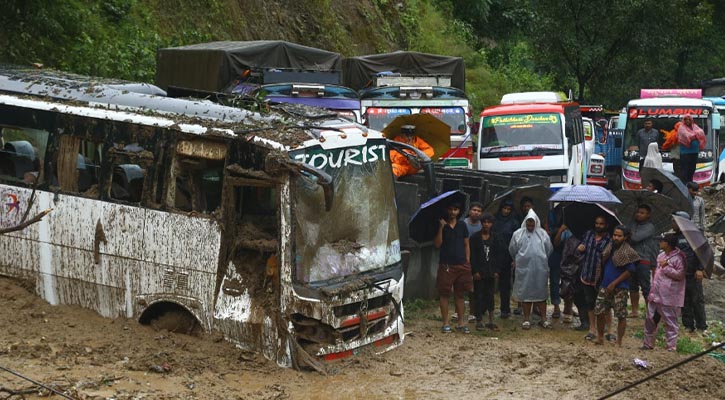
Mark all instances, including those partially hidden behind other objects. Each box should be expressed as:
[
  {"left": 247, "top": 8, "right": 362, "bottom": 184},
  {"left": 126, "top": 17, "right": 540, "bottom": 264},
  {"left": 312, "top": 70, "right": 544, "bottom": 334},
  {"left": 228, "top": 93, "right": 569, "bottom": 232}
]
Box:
[
  {"left": 628, "top": 262, "right": 652, "bottom": 297},
  {"left": 594, "top": 287, "right": 629, "bottom": 319},
  {"left": 436, "top": 264, "right": 473, "bottom": 298}
]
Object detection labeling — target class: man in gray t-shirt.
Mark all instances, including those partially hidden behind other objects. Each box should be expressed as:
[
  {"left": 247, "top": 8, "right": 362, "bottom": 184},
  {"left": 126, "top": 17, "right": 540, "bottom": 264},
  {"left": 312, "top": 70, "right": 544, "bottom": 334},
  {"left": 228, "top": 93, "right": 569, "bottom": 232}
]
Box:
[
  {"left": 637, "top": 119, "right": 660, "bottom": 166},
  {"left": 463, "top": 202, "right": 483, "bottom": 236}
]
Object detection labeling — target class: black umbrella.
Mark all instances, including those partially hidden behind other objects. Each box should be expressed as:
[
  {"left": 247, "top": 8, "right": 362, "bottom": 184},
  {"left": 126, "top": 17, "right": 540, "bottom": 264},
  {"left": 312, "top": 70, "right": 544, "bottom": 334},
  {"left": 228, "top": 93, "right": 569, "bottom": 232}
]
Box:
[
  {"left": 708, "top": 214, "right": 725, "bottom": 234},
  {"left": 408, "top": 190, "right": 468, "bottom": 243},
  {"left": 613, "top": 190, "right": 675, "bottom": 235},
  {"left": 640, "top": 167, "right": 693, "bottom": 215},
  {"left": 484, "top": 184, "right": 551, "bottom": 222},
  {"left": 562, "top": 201, "right": 622, "bottom": 238},
  {"left": 673, "top": 214, "right": 714, "bottom": 279}
]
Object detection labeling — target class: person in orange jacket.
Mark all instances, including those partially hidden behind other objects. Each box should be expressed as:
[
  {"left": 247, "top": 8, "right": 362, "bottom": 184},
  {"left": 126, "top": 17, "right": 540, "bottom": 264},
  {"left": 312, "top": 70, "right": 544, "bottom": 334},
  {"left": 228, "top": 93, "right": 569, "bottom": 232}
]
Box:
[{"left": 390, "top": 124, "right": 434, "bottom": 178}]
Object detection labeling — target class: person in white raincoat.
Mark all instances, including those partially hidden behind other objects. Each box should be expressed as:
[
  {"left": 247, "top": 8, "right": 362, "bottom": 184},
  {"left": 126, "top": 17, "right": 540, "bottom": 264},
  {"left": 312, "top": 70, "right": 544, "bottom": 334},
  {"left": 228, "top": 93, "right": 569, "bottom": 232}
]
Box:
[
  {"left": 642, "top": 142, "right": 662, "bottom": 169},
  {"left": 509, "top": 209, "right": 553, "bottom": 330}
]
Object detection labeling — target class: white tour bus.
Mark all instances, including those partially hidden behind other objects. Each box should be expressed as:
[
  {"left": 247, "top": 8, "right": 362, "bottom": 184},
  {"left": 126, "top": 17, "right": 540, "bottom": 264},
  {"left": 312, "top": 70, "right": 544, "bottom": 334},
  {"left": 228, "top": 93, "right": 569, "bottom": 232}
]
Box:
[{"left": 476, "top": 92, "right": 585, "bottom": 189}]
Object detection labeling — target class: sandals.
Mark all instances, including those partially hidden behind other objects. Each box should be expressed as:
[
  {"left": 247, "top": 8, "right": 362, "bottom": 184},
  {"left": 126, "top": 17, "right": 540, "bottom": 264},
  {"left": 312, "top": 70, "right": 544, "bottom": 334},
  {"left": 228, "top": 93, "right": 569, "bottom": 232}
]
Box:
[
  {"left": 605, "top": 333, "right": 617, "bottom": 343},
  {"left": 562, "top": 314, "right": 573, "bottom": 323},
  {"left": 538, "top": 320, "right": 552, "bottom": 329},
  {"left": 639, "top": 345, "right": 653, "bottom": 350},
  {"left": 441, "top": 325, "right": 452, "bottom": 333},
  {"left": 585, "top": 333, "right": 596, "bottom": 341},
  {"left": 522, "top": 321, "right": 531, "bottom": 330},
  {"left": 552, "top": 310, "right": 561, "bottom": 319},
  {"left": 455, "top": 326, "right": 471, "bottom": 334},
  {"left": 485, "top": 323, "right": 500, "bottom": 331}
]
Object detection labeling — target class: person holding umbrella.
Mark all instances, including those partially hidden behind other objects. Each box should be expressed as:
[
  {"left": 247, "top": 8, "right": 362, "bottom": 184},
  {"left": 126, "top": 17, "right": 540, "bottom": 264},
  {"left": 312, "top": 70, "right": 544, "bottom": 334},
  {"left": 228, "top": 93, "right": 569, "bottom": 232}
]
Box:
[
  {"left": 672, "top": 211, "right": 708, "bottom": 334},
  {"left": 509, "top": 209, "right": 553, "bottom": 330},
  {"left": 390, "top": 125, "right": 434, "bottom": 178},
  {"left": 434, "top": 201, "right": 472, "bottom": 334}
]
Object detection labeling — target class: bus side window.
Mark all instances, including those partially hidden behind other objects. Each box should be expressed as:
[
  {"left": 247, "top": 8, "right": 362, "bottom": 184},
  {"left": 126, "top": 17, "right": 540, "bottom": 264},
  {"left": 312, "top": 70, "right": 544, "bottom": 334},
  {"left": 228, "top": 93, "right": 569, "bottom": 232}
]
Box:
[
  {"left": 0, "top": 127, "right": 49, "bottom": 186},
  {"left": 57, "top": 135, "right": 102, "bottom": 197},
  {"left": 170, "top": 141, "right": 226, "bottom": 214},
  {"left": 107, "top": 144, "right": 152, "bottom": 204}
]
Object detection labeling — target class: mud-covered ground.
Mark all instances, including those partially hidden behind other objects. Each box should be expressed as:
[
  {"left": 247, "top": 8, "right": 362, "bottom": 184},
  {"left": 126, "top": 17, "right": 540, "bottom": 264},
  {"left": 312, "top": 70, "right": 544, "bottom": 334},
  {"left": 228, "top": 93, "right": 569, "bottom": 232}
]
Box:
[
  {"left": 1, "top": 275, "right": 724, "bottom": 400},
  {"left": 2, "top": 188, "right": 725, "bottom": 399}
]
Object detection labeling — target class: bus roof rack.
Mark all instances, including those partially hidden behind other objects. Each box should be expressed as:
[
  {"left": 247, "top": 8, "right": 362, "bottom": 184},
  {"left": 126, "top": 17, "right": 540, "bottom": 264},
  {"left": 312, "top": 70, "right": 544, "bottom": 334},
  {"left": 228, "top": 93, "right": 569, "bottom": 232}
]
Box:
[{"left": 500, "top": 91, "right": 566, "bottom": 105}]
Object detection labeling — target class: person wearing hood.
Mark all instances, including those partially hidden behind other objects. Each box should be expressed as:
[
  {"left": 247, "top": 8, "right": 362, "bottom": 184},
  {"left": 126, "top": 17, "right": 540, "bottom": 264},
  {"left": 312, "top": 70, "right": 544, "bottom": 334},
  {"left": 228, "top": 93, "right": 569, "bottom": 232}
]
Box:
[
  {"left": 677, "top": 114, "right": 706, "bottom": 183},
  {"left": 642, "top": 233, "right": 686, "bottom": 351},
  {"left": 493, "top": 199, "right": 518, "bottom": 318},
  {"left": 509, "top": 209, "right": 553, "bottom": 330},
  {"left": 642, "top": 142, "right": 663, "bottom": 169}
]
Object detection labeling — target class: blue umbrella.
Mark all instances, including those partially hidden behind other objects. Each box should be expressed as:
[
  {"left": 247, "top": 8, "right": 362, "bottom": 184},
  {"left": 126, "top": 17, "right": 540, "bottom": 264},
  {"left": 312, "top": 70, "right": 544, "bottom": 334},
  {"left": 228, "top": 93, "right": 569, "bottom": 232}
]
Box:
[
  {"left": 408, "top": 190, "right": 468, "bottom": 243},
  {"left": 548, "top": 184, "right": 622, "bottom": 205}
]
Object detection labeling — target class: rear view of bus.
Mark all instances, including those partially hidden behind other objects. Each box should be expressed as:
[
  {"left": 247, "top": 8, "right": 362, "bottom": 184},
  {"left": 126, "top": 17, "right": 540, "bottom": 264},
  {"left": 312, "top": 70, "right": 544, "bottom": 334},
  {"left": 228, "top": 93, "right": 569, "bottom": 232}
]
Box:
[
  {"left": 620, "top": 89, "right": 721, "bottom": 188},
  {"left": 476, "top": 92, "right": 585, "bottom": 189}
]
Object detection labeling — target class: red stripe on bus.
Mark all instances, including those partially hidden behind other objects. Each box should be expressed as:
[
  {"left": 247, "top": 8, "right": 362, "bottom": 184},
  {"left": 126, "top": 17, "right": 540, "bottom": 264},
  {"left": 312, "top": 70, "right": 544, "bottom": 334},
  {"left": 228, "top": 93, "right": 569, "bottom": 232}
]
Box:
[{"left": 498, "top": 156, "right": 544, "bottom": 161}]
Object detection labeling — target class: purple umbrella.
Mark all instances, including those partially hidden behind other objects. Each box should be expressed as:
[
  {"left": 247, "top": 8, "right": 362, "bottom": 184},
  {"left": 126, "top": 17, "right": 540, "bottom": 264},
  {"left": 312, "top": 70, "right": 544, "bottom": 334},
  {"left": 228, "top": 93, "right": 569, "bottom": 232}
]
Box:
[{"left": 548, "top": 184, "right": 622, "bottom": 205}]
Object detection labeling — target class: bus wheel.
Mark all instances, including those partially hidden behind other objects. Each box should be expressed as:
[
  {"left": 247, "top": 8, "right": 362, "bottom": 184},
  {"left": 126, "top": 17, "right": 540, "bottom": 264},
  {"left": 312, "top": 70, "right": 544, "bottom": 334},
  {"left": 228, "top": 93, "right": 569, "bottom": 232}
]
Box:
[{"left": 139, "top": 302, "right": 202, "bottom": 336}]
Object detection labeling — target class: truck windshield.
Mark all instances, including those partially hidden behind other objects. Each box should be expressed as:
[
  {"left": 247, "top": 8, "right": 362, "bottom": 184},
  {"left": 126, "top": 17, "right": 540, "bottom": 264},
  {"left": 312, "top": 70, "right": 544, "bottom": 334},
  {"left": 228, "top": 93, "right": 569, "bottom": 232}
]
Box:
[
  {"left": 291, "top": 139, "right": 401, "bottom": 284},
  {"left": 366, "top": 108, "right": 411, "bottom": 131},
  {"left": 480, "top": 113, "right": 563, "bottom": 156}
]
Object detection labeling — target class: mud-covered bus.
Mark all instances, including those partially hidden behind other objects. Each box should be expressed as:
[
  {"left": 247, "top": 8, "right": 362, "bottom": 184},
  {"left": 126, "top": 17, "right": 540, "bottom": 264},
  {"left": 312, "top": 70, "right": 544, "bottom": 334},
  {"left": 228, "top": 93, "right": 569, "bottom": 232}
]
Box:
[
  {"left": 476, "top": 92, "right": 586, "bottom": 189},
  {"left": 620, "top": 89, "right": 721, "bottom": 188},
  {"left": 0, "top": 71, "right": 412, "bottom": 369}
]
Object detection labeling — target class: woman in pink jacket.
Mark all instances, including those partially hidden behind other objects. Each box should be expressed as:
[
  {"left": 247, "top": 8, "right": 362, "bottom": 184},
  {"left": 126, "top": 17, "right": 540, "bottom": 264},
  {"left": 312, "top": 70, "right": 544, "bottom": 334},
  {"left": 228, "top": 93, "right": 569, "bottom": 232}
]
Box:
[
  {"left": 642, "top": 233, "right": 686, "bottom": 351},
  {"left": 677, "top": 114, "right": 706, "bottom": 183}
]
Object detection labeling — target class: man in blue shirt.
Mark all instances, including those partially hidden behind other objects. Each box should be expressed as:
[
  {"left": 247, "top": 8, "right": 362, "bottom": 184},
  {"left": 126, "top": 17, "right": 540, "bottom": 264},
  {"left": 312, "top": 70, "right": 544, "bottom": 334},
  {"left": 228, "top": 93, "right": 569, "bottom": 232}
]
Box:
[{"left": 594, "top": 225, "right": 641, "bottom": 346}]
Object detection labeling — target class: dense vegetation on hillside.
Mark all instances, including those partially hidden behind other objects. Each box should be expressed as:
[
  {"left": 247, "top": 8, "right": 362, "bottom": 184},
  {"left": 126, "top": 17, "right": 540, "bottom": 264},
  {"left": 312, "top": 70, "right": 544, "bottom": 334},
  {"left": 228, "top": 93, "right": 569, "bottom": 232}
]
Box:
[{"left": 1, "top": 0, "right": 724, "bottom": 110}]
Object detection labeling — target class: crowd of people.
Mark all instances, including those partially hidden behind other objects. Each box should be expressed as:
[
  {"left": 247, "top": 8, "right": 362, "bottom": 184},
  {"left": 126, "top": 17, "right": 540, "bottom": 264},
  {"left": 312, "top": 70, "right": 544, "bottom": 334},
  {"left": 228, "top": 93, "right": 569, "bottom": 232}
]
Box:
[{"left": 433, "top": 189, "right": 709, "bottom": 351}]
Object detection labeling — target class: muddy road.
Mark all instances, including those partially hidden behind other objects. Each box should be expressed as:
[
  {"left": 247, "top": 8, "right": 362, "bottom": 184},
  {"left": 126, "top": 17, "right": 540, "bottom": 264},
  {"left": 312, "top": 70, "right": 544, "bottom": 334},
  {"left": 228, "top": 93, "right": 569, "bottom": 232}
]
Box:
[{"left": 1, "top": 276, "right": 724, "bottom": 400}]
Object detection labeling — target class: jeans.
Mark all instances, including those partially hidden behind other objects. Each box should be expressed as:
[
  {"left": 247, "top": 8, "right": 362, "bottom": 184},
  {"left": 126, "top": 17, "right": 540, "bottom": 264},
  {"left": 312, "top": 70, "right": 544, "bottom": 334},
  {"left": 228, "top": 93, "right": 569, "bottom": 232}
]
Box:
[
  {"left": 473, "top": 277, "right": 496, "bottom": 320},
  {"left": 548, "top": 249, "right": 562, "bottom": 306},
  {"left": 629, "top": 262, "right": 651, "bottom": 299},
  {"left": 682, "top": 276, "right": 707, "bottom": 330},
  {"left": 499, "top": 256, "right": 512, "bottom": 314},
  {"left": 679, "top": 152, "right": 698, "bottom": 183}
]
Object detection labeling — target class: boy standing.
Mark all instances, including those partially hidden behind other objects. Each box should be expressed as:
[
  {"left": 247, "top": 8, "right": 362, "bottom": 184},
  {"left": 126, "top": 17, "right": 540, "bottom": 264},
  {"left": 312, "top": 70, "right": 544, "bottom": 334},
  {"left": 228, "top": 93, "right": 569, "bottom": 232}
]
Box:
[
  {"left": 434, "top": 202, "right": 472, "bottom": 334},
  {"left": 470, "top": 212, "right": 502, "bottom": 331},
  {"left": 687, "top": 182, "right": 705, "bottom": 230}
]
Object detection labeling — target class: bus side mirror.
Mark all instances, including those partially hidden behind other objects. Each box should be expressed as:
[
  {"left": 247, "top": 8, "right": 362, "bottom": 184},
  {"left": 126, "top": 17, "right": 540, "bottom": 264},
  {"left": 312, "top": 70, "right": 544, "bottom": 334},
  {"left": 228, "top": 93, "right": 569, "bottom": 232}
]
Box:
[
  {"left": 617, "top": 113, "right": 627, "bottom": 130},
  {"left": 714, "top": 113, "right": 721, "bottom": 130}
]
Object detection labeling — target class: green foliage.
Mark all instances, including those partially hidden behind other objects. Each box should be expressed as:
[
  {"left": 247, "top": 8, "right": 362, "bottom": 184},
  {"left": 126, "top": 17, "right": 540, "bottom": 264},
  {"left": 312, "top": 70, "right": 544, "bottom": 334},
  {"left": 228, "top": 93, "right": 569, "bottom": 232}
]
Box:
[
  {"left": 403, "top": 298, "right": 437, "bottom": 320},
  {"left": 677, "top": 336, "right": 704, "bottom": 354}
]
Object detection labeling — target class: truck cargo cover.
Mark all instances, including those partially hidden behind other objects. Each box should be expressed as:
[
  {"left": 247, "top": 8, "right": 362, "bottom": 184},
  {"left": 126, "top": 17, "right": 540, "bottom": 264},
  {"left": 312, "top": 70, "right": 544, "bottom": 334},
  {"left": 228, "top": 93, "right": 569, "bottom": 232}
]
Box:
[
  {"left": 156, "top": 41, "right": 342, "bottom": 92},
  {"left": 342, "top": 51, "right": 465, "bottom": 91}
]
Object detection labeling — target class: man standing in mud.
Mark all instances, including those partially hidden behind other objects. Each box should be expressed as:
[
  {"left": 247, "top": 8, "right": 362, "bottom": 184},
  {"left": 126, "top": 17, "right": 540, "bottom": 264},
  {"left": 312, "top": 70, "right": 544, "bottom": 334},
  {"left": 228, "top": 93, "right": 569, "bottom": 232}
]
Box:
[
  {"left": 575, "top": 215, "right": 611, "bottom": 339},
  {"left": 493, "top": 199, "right": 518, "bottom": 319},
  {"left": 593, "top": 225, "right": 639, "bottom": 346},
  {"left": 672, "top": 212, "right": 708, "bottom": 334},
  {"left": 627, "top": 205, "right": 658, "bottom": 318},
  {"left": 434, "top": 201, "right": 472, "bottom": 334}
]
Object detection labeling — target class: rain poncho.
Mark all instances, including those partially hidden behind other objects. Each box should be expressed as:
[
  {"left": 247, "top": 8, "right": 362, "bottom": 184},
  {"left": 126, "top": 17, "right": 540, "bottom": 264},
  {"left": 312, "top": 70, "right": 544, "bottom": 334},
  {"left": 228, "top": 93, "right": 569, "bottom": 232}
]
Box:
[
  {"left": 642, "top": 142, "right": 662, "bottom": 168},
  {"left": 389, "top": 135, "right": 434, "bottom": 177},
  {"left": 508, "top": 209, "right": 553, "bottom": 302}
]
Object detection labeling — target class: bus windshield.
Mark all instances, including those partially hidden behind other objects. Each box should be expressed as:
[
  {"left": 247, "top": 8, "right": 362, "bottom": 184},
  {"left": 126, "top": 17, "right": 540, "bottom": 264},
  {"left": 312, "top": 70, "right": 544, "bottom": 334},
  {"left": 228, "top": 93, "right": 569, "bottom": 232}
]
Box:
[
  {"left": 421, "top": 107, "right": 467, "bottom": 134},
  {"left": 291, "top": 139, "right": 401, "bottom": 284},
  {"left": 622, "top": 110, "right": 713, "bottom": 160},
  {"left": 480, "top": 113, "right": 563, "bottom": 157}
]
